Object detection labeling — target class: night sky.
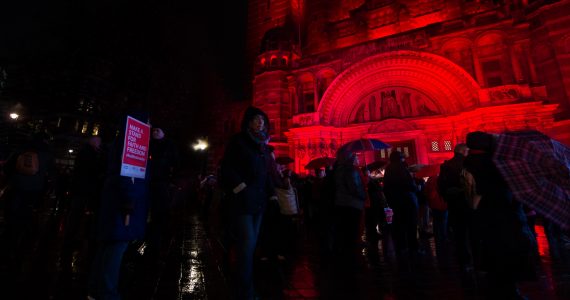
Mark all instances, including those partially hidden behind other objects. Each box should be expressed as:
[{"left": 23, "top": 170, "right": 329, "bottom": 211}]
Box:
[{"left": 0, "top": 0, "right": 248, "bottom": 138}]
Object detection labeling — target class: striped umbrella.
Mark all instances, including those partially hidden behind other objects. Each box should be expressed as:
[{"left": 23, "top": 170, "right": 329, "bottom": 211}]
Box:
[
  {"left": 493, "top": 130, "right": 570, "bottom": 230},
  {"left": 338, "top": 138, "right": 391, "bottom": 154}
]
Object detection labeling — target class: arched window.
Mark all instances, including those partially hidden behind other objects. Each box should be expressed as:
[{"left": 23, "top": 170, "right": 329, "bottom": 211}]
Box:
[
  {"left": 476, "top": 33, "right": 511, "bottom": 87},
  {"left": 270, "top": 56, "right": 279, "bottom": 67},
  {"left": 297, "top": 73, "right": 315, "bottom": 113}
]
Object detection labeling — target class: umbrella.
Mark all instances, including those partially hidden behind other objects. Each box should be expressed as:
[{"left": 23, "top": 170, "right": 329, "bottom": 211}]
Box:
[
  {"left": 409, "top": 164, "right": 440, "bottom": 177},
  {"left": 305, "top": 157, "right": 335, "bottom": 170},
  {"left": 338, "top": 138, "right": 391, "bottom": 154},
  {"left": 275, "top": 156, "right": 294, "bottom": 165},
  {"left": 408, "top": 164, "right": 426, "bottom": 173},
  {"left": 366, "top": 160, "right": 388, "bottom": 171},
  {"left": 493, "top": 130, "right": 570, "bottom": 230}
]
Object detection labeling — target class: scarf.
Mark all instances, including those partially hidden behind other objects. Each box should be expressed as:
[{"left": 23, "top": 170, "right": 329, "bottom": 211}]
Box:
[{"left": 247, "top": 128, "right": 269, "bottom": 145}]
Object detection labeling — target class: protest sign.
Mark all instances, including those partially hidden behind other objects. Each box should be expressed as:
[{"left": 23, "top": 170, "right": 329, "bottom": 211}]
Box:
[{"left": 120, "top": 116, "right": 150, "bottom": 179}]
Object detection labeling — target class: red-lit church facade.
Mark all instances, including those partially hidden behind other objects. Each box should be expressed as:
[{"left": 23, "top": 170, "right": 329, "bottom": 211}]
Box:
[{"left": 218, "top": 1, "right": 570, "bottom": 174}]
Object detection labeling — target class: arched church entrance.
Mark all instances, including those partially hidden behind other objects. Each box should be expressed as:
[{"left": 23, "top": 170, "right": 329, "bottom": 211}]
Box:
[{"left": 286, "top": 50, "right": 557, "bottom": 174}]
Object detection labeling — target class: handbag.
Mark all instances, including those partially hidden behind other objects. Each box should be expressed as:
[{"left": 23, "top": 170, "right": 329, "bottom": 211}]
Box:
[{"left": 276, "top": 185, "right": 299, "bottom": 215}]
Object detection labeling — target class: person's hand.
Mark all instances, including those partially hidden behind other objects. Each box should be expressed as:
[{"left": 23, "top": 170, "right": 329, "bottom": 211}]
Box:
[{"left": 233, "top": 182, "right": 246, "bottom": 194}]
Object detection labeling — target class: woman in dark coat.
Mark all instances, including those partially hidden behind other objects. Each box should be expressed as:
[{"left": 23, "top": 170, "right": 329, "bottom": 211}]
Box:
[
  {"left": 333, "top": 151, "right": 366, "bottom": 257},
  {"left": 383, "top": 151, "right": 419, "bottom": 254},
  {"left": 221, "top": 106, "right": 274, "bottom": 300},
  {"left": 463, "top": 131, "right": 535, "bottom": 300}
]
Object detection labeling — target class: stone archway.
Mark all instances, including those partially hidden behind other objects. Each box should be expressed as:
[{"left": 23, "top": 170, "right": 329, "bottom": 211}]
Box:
[{"left": 318, "top": 50, "right": 481, "bottom": 126}]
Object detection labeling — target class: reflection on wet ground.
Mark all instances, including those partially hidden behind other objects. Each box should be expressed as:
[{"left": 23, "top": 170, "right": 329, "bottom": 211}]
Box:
[{"left": 0, "top": 207, "right": 568, "bottom": 299}]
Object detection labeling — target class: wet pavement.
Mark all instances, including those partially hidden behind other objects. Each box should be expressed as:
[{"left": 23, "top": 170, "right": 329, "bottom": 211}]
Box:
[{"left": 0, "top": 204, "right": 569, "bottom": 299}]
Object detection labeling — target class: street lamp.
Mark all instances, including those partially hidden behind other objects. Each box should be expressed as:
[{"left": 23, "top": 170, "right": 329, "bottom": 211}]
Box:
[
  {"left": 9, "top": 113, "right": 19, "bottom": 120},
  {"left": 192, "top": 139, "right": 208, "bottom": 151}
]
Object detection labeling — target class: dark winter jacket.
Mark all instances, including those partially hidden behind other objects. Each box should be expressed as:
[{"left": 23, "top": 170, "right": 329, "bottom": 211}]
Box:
[
  {"left": 221, "top": 106, "right": 274, "bottom": 215},
  {"left": 464, "top": 132, "right": 535, "bottom": 279},
  {"left": 383, "top": 153, "right": 418, "bottom": 208},
  {"left": 334, "top": 162, "right": 366, "bottom": 210},
  {"left": 149, "top": 138, "right": 179, "bottom": 183},
  {"left": 96, "top": 113, "right": 150, "bottom": 242},
  {"left": 437, "top": 154, "right": 466, "bottom": 205},
  {"left": 72, "top": 143, "right": 106, "bottom": 198}
]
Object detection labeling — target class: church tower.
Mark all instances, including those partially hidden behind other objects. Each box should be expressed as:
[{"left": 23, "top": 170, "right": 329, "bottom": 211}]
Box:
[{"left": 247, "top": 1, "right": 303, "bottom": 146}]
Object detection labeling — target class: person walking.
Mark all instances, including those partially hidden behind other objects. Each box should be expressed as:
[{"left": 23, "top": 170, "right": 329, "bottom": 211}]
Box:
[{"left": 220, "top": 106, "right": 275, "bottom": 300}]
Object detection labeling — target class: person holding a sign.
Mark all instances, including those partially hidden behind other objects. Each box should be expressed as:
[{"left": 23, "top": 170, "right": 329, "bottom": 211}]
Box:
[
  {"left": 221, "top": 106, "right": 275, "bottom": 300},
  {"left": 88, "top": 113, "right": 150, "bottom": 300}
]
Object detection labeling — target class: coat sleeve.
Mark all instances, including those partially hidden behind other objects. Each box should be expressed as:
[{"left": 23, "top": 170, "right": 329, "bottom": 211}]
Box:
[
  {"left": 346, "top": 169, "right": 366, "bottom": 201},
  {"left": 265, "top": 160, "right": 276, "bottom": 197}
]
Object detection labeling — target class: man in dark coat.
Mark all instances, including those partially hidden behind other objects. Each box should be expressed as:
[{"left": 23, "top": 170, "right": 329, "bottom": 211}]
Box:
[
  {"left": 146, "top": 126, "right": 179, "bottom": 265},
  {"left": 438, "top": 143, "right": 473, "bottom": 271},
  {"left": 463, "top": 131, "right": 535, "bottom": 300},
  {"left": 383, "top": 151, "right": 419, "bottom": 254},
  {"left": 220, "top": 106, "right": 275, "bottom": 300},
  {"left": 88, "top": 113, "right": 150, "bottom": 300}
]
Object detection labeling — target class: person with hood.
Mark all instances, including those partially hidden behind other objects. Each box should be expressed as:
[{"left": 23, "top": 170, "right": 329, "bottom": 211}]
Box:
[
  {"left": 383, "top": 150, "right": 419, "bottom": 254},
  {"left": 333, "top": 150, "right": 366, "bottom": 259},
  {"left": 220, "top": 106, "right": 275, "bottom": 300},
  {"left": 3, "top": 132, "right": 55, "bottom": 272},
  {"left": 463, "top": 131, "right": 535, "bottom": 300},
  {"left": 88, "top": 112, "right": 150, "bottom": 300}
]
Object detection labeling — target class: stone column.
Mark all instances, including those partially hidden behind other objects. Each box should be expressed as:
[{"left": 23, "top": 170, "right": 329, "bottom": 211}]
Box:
[
  {"left": 314, "top": 79, "right": 319, "bottom": 112},
  {"left": 472, "top": 47, "right": 486, "bottom": 87},
  {"left": 525, "top": 46, "right": 539, "bottom": 84},
  {"left": 510, "top": 44, "right": 524, "bottom": 83}
]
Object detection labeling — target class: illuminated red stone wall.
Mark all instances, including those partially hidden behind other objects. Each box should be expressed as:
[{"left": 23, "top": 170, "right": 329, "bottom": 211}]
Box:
[{"left": 234, "top": 0, "right": 570, "bottom": 174}]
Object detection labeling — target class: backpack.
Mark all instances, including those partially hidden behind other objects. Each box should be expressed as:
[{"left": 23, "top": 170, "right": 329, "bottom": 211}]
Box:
[
  {"left": 437, "top": 159, "right": 463, "bottom": 198},
  {"left": 460, "top": 169, "right": 481, "bottom": 210},
  {"left": 16, "top": 151, "right": 39, "bottom": 176}
]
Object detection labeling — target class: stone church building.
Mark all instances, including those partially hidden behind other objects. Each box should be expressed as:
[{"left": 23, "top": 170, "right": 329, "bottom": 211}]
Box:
[{"left": 216, "top": 0, "right": 570, "bottom": 174}]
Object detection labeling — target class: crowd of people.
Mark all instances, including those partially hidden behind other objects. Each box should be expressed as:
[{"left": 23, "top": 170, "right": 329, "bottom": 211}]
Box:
[
  {"left": 0, "top": 113, "right": 181, "bottom": 300},
  {"left": 0, "top": 105, "right": 568, "bottom": 300},
  {"left": 215, "top": 106, "right": 569, "bottom": 300}
]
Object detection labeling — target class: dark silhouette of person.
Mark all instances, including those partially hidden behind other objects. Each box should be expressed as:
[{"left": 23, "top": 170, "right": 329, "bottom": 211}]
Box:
[
  {"left": 463, "top": 131, "right": 536, "bottom": 299},
  {"left": 2, "top": 132, "right": 55, "bottom": 273},
  {"left": 383, "top": 151, "right": 419, "bottom": 254},
  {"left": 146, "top": 126, "right": 179, "bottom": 266},
  {"left": 220, "top": 106, "right": 275, "bottom": 300},
  {"left": 88, "top": 113, "right": 150, "bottom": 300},
  {"left": 438, "top": 143, "right": 474, "bottom": 271},
  {"left": 61, "top": 136, "right": 106, "bottom": 273}
]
